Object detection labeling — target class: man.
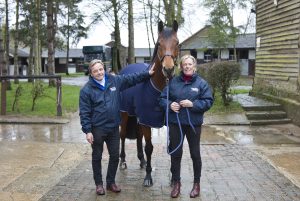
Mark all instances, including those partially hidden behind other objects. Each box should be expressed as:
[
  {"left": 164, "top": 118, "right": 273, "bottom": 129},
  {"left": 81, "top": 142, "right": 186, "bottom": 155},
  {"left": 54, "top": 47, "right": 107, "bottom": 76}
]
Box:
[{"left": 79, "top": 59, "right": 154, "bottom": 195}]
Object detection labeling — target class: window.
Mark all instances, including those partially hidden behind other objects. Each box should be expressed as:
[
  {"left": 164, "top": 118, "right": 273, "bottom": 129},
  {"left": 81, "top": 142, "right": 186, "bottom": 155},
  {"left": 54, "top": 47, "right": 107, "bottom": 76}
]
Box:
[
  {"left": 229, "top": 50, "right": 235, "bottom": 60},
  {"left": 204, "top": 54, "right": 212, "bottom": 62},
  {"left": 144, "top": 57, "right": 151, "bottom": 64}
]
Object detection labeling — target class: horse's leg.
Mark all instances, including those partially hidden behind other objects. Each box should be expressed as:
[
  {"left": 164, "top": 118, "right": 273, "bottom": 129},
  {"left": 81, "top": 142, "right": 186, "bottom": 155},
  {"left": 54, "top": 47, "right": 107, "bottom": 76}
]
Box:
[
  {"left": 140, "top": 125, "right": 153, "bottom": 187},
  {"left": 137, "top": 126, "right": 146, "bottom": 168},
  {"left": 119, "top": 112, "right": 128, "bottom": 169}
]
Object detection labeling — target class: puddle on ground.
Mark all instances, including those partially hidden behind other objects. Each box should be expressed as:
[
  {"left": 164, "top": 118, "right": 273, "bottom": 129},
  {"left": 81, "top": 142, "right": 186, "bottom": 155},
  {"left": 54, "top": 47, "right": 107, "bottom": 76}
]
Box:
[
  {"left": 0, "top": 116, "right": 85, "bottom": 143},
  {"left": 201, "top": 126, "right": 233, "bottom": 144},
  {"left": 1, "top": 119, "right": 299, "bottom": 146},
  {"left": 211, "top": 125, "right": 300, "bottom": 145}
]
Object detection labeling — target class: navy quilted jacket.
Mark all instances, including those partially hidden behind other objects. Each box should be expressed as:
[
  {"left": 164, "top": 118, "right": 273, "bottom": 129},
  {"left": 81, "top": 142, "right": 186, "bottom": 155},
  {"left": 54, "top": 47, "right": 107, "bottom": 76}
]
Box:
[
  {"left": 159, "top": 72, "right": 214, "bottom": 126},
  {"left": 79, "top": 71, "right": 150, "bottom": 134}
]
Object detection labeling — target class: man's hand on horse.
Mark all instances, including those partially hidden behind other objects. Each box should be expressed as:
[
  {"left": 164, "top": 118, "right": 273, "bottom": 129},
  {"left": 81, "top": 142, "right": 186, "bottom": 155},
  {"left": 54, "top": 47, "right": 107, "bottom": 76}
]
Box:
[
  {"left": 149, "top": 63, "right": 155, "bottom": 76},
  {"left": 86, "top": 133, "right": 94, "bottom": 144},
  {"left": 179, "top": 99, "right": 193, "bottom": 108}
]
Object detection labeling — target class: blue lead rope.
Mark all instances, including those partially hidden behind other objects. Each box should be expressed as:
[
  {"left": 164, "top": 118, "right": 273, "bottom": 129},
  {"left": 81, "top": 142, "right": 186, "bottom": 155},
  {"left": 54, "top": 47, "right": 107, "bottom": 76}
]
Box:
[{"left": 166, "top": 83, "right": 196, "bottom": 155}]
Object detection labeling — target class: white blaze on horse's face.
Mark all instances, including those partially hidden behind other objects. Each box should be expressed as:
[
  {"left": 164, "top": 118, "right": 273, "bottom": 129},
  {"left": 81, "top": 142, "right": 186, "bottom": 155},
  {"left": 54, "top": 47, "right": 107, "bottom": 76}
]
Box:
[{"left": 157, "top": 20, "right": 179, "bottom": 79}]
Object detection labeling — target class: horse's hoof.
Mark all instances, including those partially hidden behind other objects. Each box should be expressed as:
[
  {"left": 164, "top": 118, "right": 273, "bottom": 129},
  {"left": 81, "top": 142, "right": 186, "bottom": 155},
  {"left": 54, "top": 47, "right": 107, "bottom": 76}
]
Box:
[
  {"left": 140, "top": 159, "right": 146, "bottom": 169},
  {"left": 143, "top": 178, "right": 153, "bottom": 187},
  {"left": 119, "top": 162, "right": 127, "bottom": 170}
]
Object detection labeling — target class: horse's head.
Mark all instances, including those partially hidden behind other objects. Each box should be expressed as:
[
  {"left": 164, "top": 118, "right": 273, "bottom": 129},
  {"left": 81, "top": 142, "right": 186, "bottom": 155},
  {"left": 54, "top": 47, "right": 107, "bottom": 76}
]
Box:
[{"left": 156, "top": 20, "right": 179, "bottom": 79}]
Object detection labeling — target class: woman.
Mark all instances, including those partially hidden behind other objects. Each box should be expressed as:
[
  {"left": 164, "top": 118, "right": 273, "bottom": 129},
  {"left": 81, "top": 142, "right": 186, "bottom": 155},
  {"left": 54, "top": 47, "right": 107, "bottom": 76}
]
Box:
[{"left": 159, "top": 55, "right": 213, "bottom": 198}]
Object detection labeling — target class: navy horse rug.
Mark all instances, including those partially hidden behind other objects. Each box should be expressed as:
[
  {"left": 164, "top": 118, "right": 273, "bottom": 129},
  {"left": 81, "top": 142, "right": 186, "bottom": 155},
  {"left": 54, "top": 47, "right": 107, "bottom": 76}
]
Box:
[{"left": 120, "top": 63, "right": 164, "bottom": 129}]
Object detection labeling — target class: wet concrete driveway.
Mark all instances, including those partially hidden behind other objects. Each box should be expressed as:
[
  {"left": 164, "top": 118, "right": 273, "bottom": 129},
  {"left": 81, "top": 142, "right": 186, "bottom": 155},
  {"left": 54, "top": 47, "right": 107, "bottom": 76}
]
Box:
[{"left": 0, "top": 114, "right": 300, "bottom": 200}]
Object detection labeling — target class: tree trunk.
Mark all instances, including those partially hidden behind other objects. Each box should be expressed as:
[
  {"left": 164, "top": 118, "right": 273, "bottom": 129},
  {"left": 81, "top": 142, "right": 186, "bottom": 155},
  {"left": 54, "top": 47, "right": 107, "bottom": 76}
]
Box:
[
  {"left": 47, "top": 0, "right": 56, "bottom": 86},
  {"left": 112, "top": 0, "right": 121, "bottom": 72},
  {"left": 27, "top": 0, "right": 34, "bottom": 82},
  {"left": 14, "top": 0, "right": 20, "bottom": 84},
  {"left": 34, "top": 0, "right": 41, "bottom": 75},
  {"left": 127, "top": 0, "right": 134, "bottom": 64},
  {"left": 5, "top": 0, "right": 9, "bottom": 76},
  {"left": 28, "top": 44, "right": 34, "bottom": 82},
  {"left": 0, "top": 19, "right": 5, "bottom": 76},
  {"left": 66, "top": 4, "right": 70, "bottom": 75},
  {"left": 142, "top": 0, "right": 152, "bottom": 56},
  {"left": 5, "top": 0, "right": 11, "bottom": 90}
]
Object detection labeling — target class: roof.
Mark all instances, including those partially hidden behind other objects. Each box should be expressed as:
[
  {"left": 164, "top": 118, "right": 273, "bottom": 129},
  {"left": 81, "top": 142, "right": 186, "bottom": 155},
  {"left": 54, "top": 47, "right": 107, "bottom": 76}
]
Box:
[
  {"left": 42, "top": 48, "right": 83, "bottom": 58},
  {"left": 9, "top": 48, "right": 30, "bottom": 57},
  {"left": 134, "top": 48, "right": 154, "bottom": 57},
  {"left": 9, "top": 48, "right": 84, "bottom": 58},
  {"left": 180, "top": 26, "right": 256, "bottom": 49}
]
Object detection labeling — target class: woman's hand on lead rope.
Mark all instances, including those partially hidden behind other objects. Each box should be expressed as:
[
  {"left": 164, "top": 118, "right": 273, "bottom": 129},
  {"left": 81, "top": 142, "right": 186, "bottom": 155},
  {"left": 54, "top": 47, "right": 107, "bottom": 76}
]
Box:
[
  {"left": 170, "top": 102, "right": 181, "bottom": 113},
  {"left": 179, "top": 99, "right": 193, "bottom": 108}
]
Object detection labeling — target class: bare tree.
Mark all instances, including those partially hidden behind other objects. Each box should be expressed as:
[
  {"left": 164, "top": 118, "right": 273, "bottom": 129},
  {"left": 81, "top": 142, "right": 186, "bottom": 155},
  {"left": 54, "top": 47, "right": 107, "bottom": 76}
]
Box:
[
  {"left": 4, "top": 0, "right": 11, "bottom": 89},
  {"left": 127, "top": 0, "right": 134, "bottom": 64},
  {"left": 0, "top": 18, "right": 5, "bottom": 76},
  {"left": 47, "top": 0, "right": 55, "bottom": 86},
  {"left": 34, "top": 0, "right": 41, "bottom": 75},
  {"left": 4, "top": 0, "right": 9, "bottom": 76},
  {"left": 14, "top": 0, "right": 20, "bottom": 83}
]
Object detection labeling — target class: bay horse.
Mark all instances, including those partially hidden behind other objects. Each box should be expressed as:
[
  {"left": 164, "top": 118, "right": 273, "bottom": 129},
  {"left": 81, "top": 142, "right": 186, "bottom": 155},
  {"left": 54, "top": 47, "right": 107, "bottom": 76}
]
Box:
[{"left": 119, "top": 20, "right": 179, "bottom": 187}]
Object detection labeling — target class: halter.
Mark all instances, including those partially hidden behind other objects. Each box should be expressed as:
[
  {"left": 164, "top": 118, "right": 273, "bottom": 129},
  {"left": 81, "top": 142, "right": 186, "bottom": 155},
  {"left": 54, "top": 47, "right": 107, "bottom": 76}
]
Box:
[
  {"left": 157, "top": 54, "right": 178, "bottom": 67},
  {"left": 156, "top": 42, "right": 180, "bottom": 67}
]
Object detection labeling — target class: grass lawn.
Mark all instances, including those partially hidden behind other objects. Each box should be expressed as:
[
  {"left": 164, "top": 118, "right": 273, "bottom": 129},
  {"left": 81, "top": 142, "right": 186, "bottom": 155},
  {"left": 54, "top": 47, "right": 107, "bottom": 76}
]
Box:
[{"left": 5, "top": 82, "right": 80, "bottom": 117}]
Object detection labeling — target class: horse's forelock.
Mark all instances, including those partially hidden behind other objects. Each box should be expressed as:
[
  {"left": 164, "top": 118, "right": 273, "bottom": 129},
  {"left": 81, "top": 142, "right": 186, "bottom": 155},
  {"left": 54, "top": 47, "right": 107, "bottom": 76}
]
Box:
[{"left": 161, "top": 27, "right": 174, "bottom": 38}]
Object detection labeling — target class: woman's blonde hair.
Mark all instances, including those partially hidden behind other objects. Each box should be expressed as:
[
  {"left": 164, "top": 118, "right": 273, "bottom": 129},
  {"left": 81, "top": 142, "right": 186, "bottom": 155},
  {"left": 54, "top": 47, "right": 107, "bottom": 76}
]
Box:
[
  {"left": 179, "top": 55, "right": 197, "bottom": 71},
  {"left": 89, "top": 59, "right": 105, "bottom": 73}
]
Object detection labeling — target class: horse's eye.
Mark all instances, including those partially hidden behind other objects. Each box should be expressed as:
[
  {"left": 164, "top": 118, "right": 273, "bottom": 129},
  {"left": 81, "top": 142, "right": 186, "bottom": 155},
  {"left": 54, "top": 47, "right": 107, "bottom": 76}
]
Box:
[{"left": 157, "top": 42, "right": 160, "bottom": 46}]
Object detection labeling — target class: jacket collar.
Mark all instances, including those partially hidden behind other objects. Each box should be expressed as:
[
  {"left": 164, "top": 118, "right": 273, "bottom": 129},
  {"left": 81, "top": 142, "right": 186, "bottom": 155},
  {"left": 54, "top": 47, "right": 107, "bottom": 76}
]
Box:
[
  {"left": 88, "top": 74, "right": 109, "bottom": 90},
  {"left": 179, "top": 71, "right": 197, "bottom": 82}
]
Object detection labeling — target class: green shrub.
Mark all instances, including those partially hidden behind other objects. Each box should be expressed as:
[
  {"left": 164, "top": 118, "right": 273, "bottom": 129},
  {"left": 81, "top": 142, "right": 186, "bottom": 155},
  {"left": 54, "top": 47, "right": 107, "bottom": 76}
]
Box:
[{"left": 199, "top": 61, "right": 241, "bottom": 106}]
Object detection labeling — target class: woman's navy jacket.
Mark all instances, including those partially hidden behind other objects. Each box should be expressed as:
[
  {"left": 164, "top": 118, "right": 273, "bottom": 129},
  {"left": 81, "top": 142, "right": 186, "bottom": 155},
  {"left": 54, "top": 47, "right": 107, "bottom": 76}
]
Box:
[
  {"left": 79, "top": 71, "right": 150, "bottom": 134},
  {"left": 159, "top": 72, "right": 214, "bottom": 126}
]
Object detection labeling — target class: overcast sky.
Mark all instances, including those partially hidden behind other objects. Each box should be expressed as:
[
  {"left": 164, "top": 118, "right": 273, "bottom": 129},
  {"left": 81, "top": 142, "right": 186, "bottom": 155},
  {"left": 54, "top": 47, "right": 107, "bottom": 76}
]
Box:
[{"left": 76, "top": 1, "right": 255, "bottom": 49}]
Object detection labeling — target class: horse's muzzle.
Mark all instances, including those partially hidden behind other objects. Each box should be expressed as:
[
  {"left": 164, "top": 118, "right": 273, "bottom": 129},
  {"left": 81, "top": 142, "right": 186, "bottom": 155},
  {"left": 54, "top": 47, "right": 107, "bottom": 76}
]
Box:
[{"left": 162, "top": 67, "right": 175, "bottom": 78}]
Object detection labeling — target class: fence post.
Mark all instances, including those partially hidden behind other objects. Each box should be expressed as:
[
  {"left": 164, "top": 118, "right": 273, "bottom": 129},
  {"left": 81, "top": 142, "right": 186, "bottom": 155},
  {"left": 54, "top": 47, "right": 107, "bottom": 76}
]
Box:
[
  {"left": 56, "top": 77, "right": 62, "bottom": 116},
  {"left": 1, "top": 79, "right": 6, "bottom": 115}
]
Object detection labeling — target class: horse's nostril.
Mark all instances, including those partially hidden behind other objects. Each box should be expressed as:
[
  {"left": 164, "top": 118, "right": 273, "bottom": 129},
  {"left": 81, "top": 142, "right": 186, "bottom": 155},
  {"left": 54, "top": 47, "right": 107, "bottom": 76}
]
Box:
[{"left": 163, "top": 67, "right": 175, "bottom": 78}]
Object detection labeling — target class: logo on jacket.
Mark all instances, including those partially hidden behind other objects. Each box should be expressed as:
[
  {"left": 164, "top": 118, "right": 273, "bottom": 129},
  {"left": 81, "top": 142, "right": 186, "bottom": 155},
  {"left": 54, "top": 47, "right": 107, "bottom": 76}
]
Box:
[
  {"left": 110, "top": 87, "right": 116, "bottom": 91},
  {"left": 191, "top": 88, "right": 199, "bottom": 92}
]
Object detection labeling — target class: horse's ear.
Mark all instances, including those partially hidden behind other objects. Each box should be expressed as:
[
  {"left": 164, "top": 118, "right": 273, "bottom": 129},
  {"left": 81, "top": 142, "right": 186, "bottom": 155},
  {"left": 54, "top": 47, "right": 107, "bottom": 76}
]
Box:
[
  {"left": 158, "top": 20, "right": 164, "bottom": 33},
  {"left": 173, "top": 20, "right": 178, "bottom": 32}
]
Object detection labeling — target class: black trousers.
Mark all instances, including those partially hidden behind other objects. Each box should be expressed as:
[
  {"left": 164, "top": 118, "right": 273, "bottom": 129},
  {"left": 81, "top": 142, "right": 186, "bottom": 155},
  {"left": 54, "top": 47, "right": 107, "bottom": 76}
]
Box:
[
  {"left": 169, "top": 123, "right": 202, "bottom": 183},
  {"left": 91, "top": 126, "right": 120, "bottom": 186}
]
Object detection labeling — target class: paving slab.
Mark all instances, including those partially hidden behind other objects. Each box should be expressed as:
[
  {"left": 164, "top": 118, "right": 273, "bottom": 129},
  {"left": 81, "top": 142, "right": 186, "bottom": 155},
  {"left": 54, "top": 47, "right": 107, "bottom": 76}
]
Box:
[{"left": 38, "top": 143, "right": 300, "bottom": 201}]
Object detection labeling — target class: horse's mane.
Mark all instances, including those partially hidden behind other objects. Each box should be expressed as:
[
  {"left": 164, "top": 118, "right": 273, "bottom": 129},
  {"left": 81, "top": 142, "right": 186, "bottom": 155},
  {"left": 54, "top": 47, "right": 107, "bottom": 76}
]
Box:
[{"left": 150, "top": 41, "right": 159, "bottom": 64}]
